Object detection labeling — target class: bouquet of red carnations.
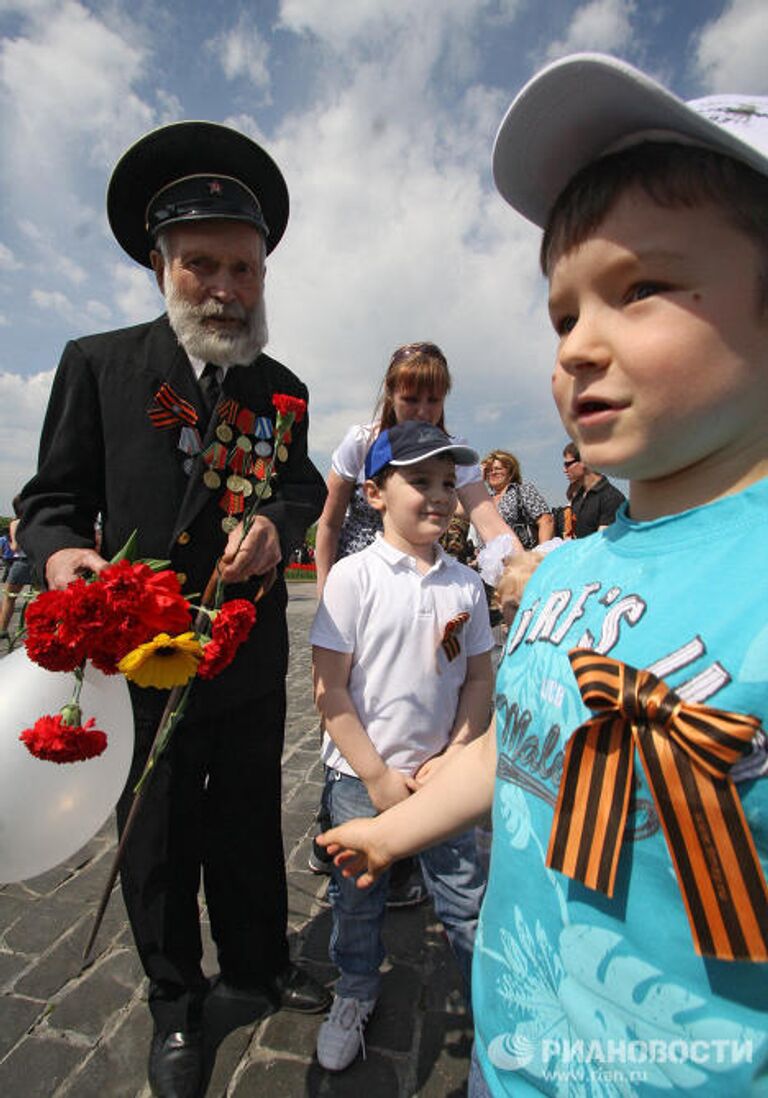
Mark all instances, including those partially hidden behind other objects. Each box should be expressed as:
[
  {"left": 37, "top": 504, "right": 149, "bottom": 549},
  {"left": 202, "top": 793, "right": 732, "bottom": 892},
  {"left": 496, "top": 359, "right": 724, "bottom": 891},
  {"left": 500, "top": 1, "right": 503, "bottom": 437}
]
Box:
[{"left": 19, "top": 553, "right": 256, "bottom": 764}]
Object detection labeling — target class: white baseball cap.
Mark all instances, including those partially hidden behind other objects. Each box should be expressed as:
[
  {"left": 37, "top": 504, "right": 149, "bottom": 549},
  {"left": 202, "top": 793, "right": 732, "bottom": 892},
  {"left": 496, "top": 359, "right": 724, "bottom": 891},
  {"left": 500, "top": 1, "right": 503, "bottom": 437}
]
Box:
[{"left": 493, "top": 52, "right": 768, "bottom": 228}]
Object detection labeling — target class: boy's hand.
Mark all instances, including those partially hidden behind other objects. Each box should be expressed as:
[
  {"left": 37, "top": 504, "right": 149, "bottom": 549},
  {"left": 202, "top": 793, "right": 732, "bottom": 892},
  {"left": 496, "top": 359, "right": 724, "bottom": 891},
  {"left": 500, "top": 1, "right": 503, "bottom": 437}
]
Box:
[
  {"left": 365, "top": 766, "right": 416, "bottom": 812},
  {"left": 496, "top": 551, "right": 542, "bottom": 624},
  {"left": 318, "top": 819, "right": 391, "bottom": 890}
]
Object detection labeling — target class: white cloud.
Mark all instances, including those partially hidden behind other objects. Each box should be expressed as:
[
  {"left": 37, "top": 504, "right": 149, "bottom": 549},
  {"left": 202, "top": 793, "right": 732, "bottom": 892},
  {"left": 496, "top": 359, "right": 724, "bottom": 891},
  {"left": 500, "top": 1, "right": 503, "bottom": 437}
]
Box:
[
  {"left": 0, "top": 242, "right": 20, "bottom": 270},
  {"left": 14, "top": 219, "right": 89, "bottom": 286},
  {"left": 30, "top": 288, "right": 72, "bottom": 317},
  {"left": 211, "top": 15, "right": 271, "bottom": 91},
  {"left": 0, "top": 369, "right": 54, "bottom": 512},
  {"left": 111, "top": 262, "right": 162, "bottom": 325},
  {"left": 693, "top": 0, "right": 768, "bottom": 94},
  {"left": 257, "top": 4, "right": 569, "bottom": 502},
  {"left": 545, "top": 0, "right": 636, "bottom": 61},
  {"left": 0, "top": 0, "right": 155, "bottom": 239},
  {"left": 30, "top": 287, "right": 111, "bottom": 329}
]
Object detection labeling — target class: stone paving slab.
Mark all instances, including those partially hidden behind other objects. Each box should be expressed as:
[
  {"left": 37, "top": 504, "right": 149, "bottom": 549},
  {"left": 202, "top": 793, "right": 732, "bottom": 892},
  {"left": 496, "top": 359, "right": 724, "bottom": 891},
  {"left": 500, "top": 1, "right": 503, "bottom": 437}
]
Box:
[{"left": 0, "top": 584, "right": 472, "bottom": 1096}]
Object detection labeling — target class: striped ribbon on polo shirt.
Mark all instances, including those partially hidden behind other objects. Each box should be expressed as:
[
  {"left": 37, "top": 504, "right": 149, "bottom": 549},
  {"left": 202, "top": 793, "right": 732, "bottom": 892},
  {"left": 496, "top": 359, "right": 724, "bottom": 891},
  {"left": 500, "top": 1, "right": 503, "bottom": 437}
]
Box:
[
  {"left": 546, "top": 649, "right": 768, "bottom": 962},
  {"left": 440, "top": 612, "right": 470, "bottom": 663}
]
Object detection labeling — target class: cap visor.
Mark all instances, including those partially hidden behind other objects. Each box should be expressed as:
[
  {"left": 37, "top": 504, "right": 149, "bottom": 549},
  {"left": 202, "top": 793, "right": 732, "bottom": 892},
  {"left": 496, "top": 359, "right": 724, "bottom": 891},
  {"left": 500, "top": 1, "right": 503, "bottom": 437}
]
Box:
[
  {"left": 390, "top": 443, "right": 478, "bottom": 467},
  {"left": 493, "top": 52, "right": 768, "bottom": 227}
]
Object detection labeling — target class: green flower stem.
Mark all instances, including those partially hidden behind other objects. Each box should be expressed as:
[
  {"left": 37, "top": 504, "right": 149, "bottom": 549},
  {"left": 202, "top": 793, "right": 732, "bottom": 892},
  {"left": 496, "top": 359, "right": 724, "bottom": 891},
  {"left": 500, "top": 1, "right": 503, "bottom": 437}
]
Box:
[{"left": 60, "top": 664, "right": 86, "bottom": 726}]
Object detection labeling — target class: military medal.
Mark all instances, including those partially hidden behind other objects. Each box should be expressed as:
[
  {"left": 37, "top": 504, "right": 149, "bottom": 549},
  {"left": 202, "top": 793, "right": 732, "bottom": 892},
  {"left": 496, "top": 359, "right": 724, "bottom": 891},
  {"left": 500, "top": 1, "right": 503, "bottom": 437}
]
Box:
[
  {"left": 236, "top": 407, "right": 256, "bottom": 435},
  {"left": 226, "top": 474, "right": 248, "bottom": 493},
  {"left": 178, "top": 425, "right": 202, "bottom": 456},
  {"left": 200, "top": 396, "right": 286, "bottom": 521}
]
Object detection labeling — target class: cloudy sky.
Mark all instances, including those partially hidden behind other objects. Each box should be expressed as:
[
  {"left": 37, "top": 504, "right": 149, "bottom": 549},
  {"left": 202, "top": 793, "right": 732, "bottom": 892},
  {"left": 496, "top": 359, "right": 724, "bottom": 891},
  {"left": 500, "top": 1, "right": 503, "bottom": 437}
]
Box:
[{"left": 1, "top": 0, "right": 766, "bottom": 514}]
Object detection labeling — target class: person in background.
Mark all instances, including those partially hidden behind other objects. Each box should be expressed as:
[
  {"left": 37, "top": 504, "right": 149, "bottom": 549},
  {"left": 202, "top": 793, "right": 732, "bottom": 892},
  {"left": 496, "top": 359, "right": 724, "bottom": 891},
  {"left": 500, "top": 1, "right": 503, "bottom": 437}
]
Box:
[
  {"left": 312, "top": 421, "right": 492, "bottom": 1072},
  {"left": 0, "top": 522, "right": 14, "bottom": 583},
  {"left": 315, "top": 342, "right": 519, "bottom": 594},
  {"left": 563, "top": 441, "right": 626, "bottom": 537},
  {"left": 0, "top": 495, "right": 33, "bottom": 642},
  {"left": 482, "top": 449, "right": 554, "bottom": 548}
]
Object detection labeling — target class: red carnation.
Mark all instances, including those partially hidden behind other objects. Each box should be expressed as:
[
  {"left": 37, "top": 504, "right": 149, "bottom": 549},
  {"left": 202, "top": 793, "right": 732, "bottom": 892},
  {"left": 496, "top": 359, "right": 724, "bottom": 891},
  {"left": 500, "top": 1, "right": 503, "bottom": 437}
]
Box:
[
  {"left": 83, "top": 561, "right": 192, "bottom": 672},
  {"left": 99, "top": 560, "right": 190, "bottom": 638},
  {"left": 272, "top": 393, "right": 307, "bottom": 423},
  {"left": 20, "top": 713, "right": 107, "bottom": 764},
  {"left": 25, "top": 588, "right": 88, "bottom": 672},
  {"left": 198, "top": 599, "right": 256, "bottom": 679}
]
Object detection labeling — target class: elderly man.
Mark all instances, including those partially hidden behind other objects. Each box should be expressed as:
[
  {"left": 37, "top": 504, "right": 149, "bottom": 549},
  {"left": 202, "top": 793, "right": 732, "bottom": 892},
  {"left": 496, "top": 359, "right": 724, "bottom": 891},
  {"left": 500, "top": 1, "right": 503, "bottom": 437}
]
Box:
[{"left": 19, "top": 121, "right": 329, "bottom": 1097}]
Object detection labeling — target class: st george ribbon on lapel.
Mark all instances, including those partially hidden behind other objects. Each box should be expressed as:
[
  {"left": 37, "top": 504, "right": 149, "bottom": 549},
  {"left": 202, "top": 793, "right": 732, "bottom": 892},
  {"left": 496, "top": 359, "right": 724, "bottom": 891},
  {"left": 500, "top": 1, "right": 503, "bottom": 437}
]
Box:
[{"left": 199, "top": 362, "right": 222, "bottom": 419}]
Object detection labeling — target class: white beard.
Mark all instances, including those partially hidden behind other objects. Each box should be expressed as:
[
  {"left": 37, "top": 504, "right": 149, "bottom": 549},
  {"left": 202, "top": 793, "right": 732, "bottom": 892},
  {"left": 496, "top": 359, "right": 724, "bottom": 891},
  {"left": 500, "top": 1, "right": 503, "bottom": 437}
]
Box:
[{"left": 163, "top": 276, "right": 269, "bottom": 367}]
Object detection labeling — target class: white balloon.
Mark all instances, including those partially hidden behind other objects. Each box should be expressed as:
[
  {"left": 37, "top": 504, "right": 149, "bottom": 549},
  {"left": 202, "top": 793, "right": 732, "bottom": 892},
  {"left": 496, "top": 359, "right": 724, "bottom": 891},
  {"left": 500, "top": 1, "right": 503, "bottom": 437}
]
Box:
[{"left": 0, "top": 647, "right": 134, "bottom": 883}]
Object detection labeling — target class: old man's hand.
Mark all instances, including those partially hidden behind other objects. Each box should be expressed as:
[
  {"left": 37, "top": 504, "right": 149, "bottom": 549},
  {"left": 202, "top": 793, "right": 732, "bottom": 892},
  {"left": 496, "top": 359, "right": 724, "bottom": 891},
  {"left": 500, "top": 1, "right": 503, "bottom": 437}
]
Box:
[
  {"left": 219, "top": 515, "right": 282, "bottom": 584},
  {"left": 45, "top": 547, "right": 108, "bottom": 590}
]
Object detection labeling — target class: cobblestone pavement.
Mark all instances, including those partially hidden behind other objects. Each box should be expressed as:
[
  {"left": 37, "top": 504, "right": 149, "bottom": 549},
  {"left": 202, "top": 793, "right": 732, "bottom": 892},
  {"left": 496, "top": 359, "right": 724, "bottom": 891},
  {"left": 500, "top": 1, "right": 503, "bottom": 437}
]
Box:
[{"left": 0, "top": 584, "right": 472, "bottom": 1097}]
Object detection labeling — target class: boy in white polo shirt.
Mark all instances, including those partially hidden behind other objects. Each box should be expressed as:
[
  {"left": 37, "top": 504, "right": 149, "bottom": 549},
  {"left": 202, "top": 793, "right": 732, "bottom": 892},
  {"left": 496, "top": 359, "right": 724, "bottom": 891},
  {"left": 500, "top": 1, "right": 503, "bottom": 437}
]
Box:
[{"left": 310, "top": 419, "right": 494, "bottom": 1072}]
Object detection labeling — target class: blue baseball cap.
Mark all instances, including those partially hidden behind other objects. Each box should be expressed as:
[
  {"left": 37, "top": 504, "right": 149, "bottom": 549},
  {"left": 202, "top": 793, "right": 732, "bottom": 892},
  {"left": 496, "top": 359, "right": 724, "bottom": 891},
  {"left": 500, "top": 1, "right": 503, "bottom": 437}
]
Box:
[{"left": 365, "top": 421, "right": 478, "bottom": 480}]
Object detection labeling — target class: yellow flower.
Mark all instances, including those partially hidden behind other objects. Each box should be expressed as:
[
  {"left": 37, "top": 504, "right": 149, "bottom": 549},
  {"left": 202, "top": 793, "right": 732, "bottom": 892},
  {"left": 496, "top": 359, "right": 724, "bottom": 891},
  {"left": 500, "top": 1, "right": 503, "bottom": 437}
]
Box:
[{"left": 118, "top": 632, "right": 202, "bottom": 689}]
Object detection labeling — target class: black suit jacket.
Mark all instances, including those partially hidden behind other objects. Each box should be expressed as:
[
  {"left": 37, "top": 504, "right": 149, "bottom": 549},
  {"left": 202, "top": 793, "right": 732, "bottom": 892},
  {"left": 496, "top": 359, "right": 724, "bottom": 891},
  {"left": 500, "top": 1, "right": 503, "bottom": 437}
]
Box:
[{"left": 19, "top": 316, "right": 327, "bottom": 703}]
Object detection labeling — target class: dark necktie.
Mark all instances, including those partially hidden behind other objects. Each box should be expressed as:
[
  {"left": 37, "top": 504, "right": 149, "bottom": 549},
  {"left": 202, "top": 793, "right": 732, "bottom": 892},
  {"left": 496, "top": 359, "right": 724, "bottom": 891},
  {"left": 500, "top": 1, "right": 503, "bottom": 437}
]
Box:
[{"left": 199, "top": 363, "right": 222, "bottom": 418}]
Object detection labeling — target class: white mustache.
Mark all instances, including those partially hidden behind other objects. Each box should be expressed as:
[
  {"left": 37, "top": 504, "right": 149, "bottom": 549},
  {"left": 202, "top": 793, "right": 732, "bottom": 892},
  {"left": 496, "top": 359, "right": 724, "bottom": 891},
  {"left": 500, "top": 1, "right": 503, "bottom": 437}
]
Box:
[{"left": 185, "top": 298, "right": 248, "bottom": 322}]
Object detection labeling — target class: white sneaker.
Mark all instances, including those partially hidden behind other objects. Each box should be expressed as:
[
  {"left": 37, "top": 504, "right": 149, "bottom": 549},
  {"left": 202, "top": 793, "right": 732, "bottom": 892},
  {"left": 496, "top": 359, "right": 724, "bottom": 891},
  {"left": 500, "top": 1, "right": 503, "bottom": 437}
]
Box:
[{"left": 316, "top": 993, "right": 377, "bottom": 1071}]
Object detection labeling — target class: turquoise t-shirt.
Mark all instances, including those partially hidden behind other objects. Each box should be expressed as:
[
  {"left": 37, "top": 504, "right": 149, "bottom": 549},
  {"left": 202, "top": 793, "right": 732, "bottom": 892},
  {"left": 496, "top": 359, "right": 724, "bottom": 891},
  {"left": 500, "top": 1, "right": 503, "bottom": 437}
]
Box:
[{"left": 475, "top": 477, "right": 768, "bottom": 1096}]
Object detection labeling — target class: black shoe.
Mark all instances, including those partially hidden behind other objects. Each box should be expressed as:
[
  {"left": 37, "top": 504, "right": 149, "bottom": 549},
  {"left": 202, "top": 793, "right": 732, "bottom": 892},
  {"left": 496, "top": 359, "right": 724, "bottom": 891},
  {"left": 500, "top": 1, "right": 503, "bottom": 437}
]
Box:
[
  {"left": 147, "top": 1030, "right": 205, "bottom": 1098},
  {"left": 270, "top": 964, "right": 332, "bottom": 1014},
  {"left": 203, "top": 975, "right": 275, "bottom": 1035}
]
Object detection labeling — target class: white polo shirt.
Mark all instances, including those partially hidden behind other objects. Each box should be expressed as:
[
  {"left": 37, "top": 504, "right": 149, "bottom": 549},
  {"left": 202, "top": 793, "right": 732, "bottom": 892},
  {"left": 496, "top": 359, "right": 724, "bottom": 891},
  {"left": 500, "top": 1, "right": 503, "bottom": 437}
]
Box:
[{"left": 310, "top": 535, "right": 494, "bottom": 777}]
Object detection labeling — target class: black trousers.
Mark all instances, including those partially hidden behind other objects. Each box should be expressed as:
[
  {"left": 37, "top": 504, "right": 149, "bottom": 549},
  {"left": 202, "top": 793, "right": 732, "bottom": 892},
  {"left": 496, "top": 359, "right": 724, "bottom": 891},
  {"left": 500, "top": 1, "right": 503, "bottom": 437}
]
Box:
[{"left": 117, "top": 683, "right": 289, "bottom": 1030}]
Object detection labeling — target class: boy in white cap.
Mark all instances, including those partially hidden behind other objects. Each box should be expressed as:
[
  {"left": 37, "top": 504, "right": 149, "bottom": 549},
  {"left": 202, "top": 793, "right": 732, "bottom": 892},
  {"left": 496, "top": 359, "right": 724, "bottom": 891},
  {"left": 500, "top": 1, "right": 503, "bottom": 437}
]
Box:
[
  {"left": 311, "top": 420, "right": 493, "bottom": 1072},
  {"left": 319, "top": 55, "right": 768, "bottom": 1096}
]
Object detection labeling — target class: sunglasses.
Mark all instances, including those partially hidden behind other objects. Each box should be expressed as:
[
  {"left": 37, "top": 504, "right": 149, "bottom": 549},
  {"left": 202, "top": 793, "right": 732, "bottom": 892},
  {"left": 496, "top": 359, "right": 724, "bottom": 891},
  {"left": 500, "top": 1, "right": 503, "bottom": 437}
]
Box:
[{"left": 563, "top": 459, "right": 580, "bottom": 468}]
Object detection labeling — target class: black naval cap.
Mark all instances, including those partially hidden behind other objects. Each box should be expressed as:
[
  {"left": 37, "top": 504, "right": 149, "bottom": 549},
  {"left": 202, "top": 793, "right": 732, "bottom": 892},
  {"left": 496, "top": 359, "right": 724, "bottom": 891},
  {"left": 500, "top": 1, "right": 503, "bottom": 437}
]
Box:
[{"left": 107, "top": 120, "right": 289, "bottom": 267}]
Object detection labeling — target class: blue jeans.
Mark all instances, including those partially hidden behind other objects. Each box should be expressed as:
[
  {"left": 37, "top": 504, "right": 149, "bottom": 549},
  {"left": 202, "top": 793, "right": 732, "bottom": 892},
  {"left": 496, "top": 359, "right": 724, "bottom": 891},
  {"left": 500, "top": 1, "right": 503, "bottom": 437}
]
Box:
[{"left": 325, "top": 768, "right": 485, "bottom": 1002}]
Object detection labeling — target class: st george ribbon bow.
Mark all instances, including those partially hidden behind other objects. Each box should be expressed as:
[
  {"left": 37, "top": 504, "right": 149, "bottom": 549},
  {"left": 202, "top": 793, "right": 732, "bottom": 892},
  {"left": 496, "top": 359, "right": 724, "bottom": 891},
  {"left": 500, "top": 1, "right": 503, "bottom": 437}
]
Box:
[{"left": 546, "top": 649, "right": 768, "bottom": 962}]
